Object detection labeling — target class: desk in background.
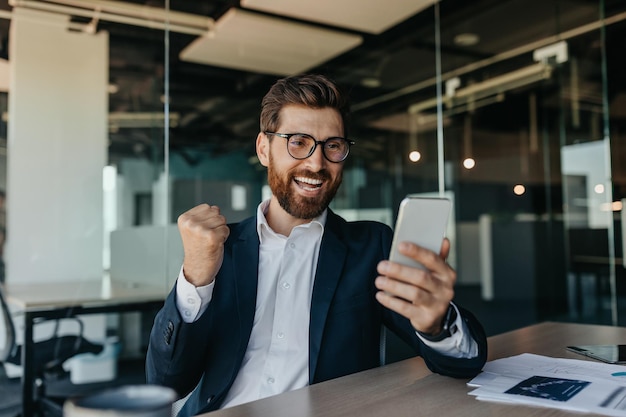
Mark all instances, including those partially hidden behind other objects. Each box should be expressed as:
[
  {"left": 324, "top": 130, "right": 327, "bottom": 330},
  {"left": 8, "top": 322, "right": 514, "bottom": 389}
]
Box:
[
  {"left": 201, "top": 322, "right": 626, "bottom": 417},
  {"left": 6, "top": 279, "right": 167, "bottom": 417}
]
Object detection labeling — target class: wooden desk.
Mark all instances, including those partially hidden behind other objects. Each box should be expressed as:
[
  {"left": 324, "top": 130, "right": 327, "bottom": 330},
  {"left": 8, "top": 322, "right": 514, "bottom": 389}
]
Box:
[
  {"left": 201, "top": 322, "right": 626, "bottom": 417},
  {"left": 6, "top": 279, "right": 168, "bottom": 417}
]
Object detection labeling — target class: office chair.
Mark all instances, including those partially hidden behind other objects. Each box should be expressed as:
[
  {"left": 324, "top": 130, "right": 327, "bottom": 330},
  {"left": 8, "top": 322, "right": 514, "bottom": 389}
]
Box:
[
  {"left": 0, "top": 284, "right": 20, "bottom": 417},
  {"left": 0, "top": 284, "right": 104, "bottom": 417}
]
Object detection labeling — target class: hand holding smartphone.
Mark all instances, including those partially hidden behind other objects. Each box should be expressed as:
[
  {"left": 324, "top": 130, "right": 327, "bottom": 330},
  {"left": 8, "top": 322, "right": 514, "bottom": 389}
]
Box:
[{"left": 389, "top": 196, "right": 451, "bottom": 270}]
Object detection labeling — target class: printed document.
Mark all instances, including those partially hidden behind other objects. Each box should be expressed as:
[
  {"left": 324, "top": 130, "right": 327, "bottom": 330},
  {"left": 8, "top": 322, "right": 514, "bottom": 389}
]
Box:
[{"left": 467, "top": 353, "right": 626, "bottom": 416}]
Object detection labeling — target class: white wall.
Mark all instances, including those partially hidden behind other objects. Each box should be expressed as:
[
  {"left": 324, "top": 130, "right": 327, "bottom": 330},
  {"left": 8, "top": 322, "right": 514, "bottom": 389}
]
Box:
[
  {"left": 561, "top": 140, "right": 612, "bottom": 229},
  {"left": 115, "top": 158, "right": 163, "bottom": 229},
  {"left": 5, "top": 8, "right": 108, "bottom": 283},
  {"left": 110, "top": 224, "right": 182, "bottom": 290},
  {"left": 457, "top": 222, "right": 481, "bottom": 285}
]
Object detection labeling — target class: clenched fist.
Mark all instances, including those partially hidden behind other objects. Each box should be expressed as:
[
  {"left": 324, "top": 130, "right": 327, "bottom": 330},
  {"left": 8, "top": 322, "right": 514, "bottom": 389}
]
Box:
[{"left": 177, "top": 204, "right": 230, "bottom": 287}]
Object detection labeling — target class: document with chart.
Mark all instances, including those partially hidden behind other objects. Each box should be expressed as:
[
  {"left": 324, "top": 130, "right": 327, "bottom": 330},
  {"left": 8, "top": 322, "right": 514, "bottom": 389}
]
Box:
[{"left": 467, "top": 353, "right": 626, "bottom": 416}]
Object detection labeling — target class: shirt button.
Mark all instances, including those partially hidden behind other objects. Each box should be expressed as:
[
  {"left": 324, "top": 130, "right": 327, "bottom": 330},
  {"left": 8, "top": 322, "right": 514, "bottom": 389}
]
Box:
[
  {"left": 289, "top": 243, "right": 295, "bottom": 249},
  {"left": 184, "top": 310, "right": 191, "bottom": 317},
  {"left": 277, "top": 332, "right": 285, "bottom": 339},
  {"left": 282, "top": 282, "right": 291, "bottom": 289},
  {"left": 187, "top": 297, "right": 195, "bottom": 304},
  {"left": 267, "top": 377, "right": 275, "bottom": 384}
]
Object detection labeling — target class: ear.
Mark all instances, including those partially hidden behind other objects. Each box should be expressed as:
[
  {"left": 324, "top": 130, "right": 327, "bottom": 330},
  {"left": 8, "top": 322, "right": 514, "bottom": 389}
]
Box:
[{"left": 256, "top": 132, "right": 270, "bottom": 167}]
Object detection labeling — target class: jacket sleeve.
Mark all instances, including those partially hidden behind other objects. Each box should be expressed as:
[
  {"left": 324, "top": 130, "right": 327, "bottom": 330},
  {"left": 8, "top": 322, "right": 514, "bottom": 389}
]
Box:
[
  {"left": 146, "top": 287, "right": 214, "bottom": 398},
  {"left": 418, "top": 306, "right": 488, "bottom": 378},
  {"left": 384, "top": 304, "right": 488, "bottom": 378}
]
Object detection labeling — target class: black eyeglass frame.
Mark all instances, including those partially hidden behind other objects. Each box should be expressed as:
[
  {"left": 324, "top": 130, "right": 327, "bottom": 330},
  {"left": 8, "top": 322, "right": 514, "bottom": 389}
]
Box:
[{"left": 264, "top": 132, "right": 355, "bottom": 163}]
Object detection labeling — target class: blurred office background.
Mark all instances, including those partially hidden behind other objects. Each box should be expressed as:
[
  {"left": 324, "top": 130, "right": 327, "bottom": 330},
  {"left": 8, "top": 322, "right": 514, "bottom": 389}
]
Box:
[{"left": 1, "top": 0, "right": 626, "bottom": 403}]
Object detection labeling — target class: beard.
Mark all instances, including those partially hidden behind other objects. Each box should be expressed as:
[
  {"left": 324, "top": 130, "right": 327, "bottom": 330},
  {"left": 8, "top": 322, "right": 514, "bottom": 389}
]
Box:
[{"left": 267, "top": 153, "right": 342, "bottom": 220}]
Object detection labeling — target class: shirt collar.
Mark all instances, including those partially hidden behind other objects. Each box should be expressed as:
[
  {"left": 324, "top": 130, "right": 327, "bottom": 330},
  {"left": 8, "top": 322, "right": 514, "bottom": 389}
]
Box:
[{"left": 256, "top": 199, "right": 327, "bottom": 242}]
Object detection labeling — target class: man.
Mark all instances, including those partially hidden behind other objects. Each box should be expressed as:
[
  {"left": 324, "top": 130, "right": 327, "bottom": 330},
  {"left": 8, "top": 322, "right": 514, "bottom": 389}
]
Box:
[{"left": 146, "top": 74, "right": 488, "bottom": 416}]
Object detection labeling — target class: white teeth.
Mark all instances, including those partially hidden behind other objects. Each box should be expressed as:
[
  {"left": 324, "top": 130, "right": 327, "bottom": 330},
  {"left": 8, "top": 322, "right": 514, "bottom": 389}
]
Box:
[{"left": 294, "top": 177, "right": 322, "bottom": 186}]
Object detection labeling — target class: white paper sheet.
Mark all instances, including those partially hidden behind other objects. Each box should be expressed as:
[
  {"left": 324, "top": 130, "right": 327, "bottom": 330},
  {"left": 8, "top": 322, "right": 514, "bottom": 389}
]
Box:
[{"left": 467, "top": 353, "right": 626, "bottom": 416}]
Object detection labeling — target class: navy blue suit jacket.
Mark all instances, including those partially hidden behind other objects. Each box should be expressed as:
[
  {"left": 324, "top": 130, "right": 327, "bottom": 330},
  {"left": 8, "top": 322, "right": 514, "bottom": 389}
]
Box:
[{"left": 146, "top": 210, "right": 487, "bottom": 416}]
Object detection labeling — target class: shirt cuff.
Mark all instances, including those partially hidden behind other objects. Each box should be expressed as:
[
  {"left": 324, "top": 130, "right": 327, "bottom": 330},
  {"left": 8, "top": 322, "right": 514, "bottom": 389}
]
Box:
[
  {"left": 175, "top": 266, "right": 215, "bottom": 323},
  {"left": 415, "top": 304, "right": 479, "bottom": 359}
]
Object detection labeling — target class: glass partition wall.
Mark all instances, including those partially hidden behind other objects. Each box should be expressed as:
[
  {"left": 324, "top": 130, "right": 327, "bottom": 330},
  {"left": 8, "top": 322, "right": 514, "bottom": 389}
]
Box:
[
  {"left": 404, "top": 1, "right": 619, "bottom": 334},
  {"left": 433, "top": 0, "right": 625, "bottom": 331}
]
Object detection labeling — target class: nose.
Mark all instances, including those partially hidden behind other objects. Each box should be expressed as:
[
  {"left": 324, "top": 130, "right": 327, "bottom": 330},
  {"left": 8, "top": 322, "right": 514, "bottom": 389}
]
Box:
[{"left": 304, "top": 142, "right": 326, "bottom": 170}]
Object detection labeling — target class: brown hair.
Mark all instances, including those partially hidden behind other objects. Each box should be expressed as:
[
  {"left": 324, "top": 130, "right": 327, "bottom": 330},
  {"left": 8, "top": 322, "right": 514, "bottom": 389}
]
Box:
[{"left": 260, "top": 74, "right": 350, "bottom": 137}]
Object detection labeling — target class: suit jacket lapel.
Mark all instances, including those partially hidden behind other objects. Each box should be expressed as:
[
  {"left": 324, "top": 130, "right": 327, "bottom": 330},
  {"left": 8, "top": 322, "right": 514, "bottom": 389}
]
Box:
[
  {"left": 309, "top": 211, "right": 347, "bottom": 382},
  {"left": 232, "top": 218, "right": 260, "bottom": 350}
]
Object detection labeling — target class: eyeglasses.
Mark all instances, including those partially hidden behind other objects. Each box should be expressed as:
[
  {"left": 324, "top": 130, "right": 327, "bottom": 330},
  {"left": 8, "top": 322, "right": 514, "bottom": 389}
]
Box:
[{"left": 264, "top": 132, "right": 355, "bottom": 163}]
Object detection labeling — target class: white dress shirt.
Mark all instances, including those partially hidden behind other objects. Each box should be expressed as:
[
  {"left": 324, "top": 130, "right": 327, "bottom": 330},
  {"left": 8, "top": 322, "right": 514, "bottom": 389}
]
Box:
[{"left": 175, "top": 200, "right": 477, "bottom": 408}]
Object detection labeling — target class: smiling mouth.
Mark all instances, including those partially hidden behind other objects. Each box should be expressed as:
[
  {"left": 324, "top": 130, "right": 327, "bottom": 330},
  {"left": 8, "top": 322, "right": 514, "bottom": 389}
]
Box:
[{"left": 294, "top": 176, "right": 323, "bottom": 191}]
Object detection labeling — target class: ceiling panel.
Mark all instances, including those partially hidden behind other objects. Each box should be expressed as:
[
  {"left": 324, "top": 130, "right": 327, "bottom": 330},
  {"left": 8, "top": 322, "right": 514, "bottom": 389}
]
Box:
[
  {"left": 179, "top": 8, "right": 362, "bottom": 76},
  {"left": 240, "top": 0, "right": 438, "bottom": 34}
]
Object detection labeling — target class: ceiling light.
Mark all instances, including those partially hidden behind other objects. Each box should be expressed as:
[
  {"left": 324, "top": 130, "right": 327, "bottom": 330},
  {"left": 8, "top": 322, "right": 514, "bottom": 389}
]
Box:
[
  {"left": 409, "top": 151, "right": 421, "bottom": 162},
  {"left": 594, "top": 184, "right": 605, "bottom": 194},
  {"left": 361, "top": 77, "right": 381, "bottom": 88},
  {"left": 180, "top": 8, "right": 362, "bottom": 76},
  {"left": 108, "top": 112, "right": 180, "bottom": 129},
  {"left": 10, "top": 0, "right": 213, "bottom": 35},
  {"left": 463, "top": 158, "right": 475, "bottom": 169},
  {"left": 408, "top": 63, "right": 553, "bottom": 114},
  {"left": 241, "top": 0, "right": 439, "bottom": 34},
  {"left": 453, "top": 33, "right": 479, "bottom": 47},
  {"left": 612, "top": 201, "right": 623, "bottom": 211}
]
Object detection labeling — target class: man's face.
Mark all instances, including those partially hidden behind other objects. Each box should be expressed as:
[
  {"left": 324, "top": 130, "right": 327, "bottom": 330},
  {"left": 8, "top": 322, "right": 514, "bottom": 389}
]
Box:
[{"left": 257, "top": 105, "right": 345, "bottom": 220}]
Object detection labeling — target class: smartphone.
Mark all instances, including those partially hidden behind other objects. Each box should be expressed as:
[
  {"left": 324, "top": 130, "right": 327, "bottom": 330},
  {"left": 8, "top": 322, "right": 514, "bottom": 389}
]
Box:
[
  {"left": 566, "top": 344, "right": 626, "bottom": 364},
  {"left": 389, "top": 196, "right": 452, "bottom": 270}
]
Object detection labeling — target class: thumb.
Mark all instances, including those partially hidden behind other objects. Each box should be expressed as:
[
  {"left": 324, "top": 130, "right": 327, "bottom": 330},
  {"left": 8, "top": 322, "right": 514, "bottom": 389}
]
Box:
[{"left": 439, "top": 237, "right": 451, "bottom": 260}]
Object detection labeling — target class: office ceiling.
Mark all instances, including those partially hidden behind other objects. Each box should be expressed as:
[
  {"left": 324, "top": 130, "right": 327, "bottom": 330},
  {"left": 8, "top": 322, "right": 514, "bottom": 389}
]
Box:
[{"left": 0, "top": 0, "right": 625, "bottom": 170}]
